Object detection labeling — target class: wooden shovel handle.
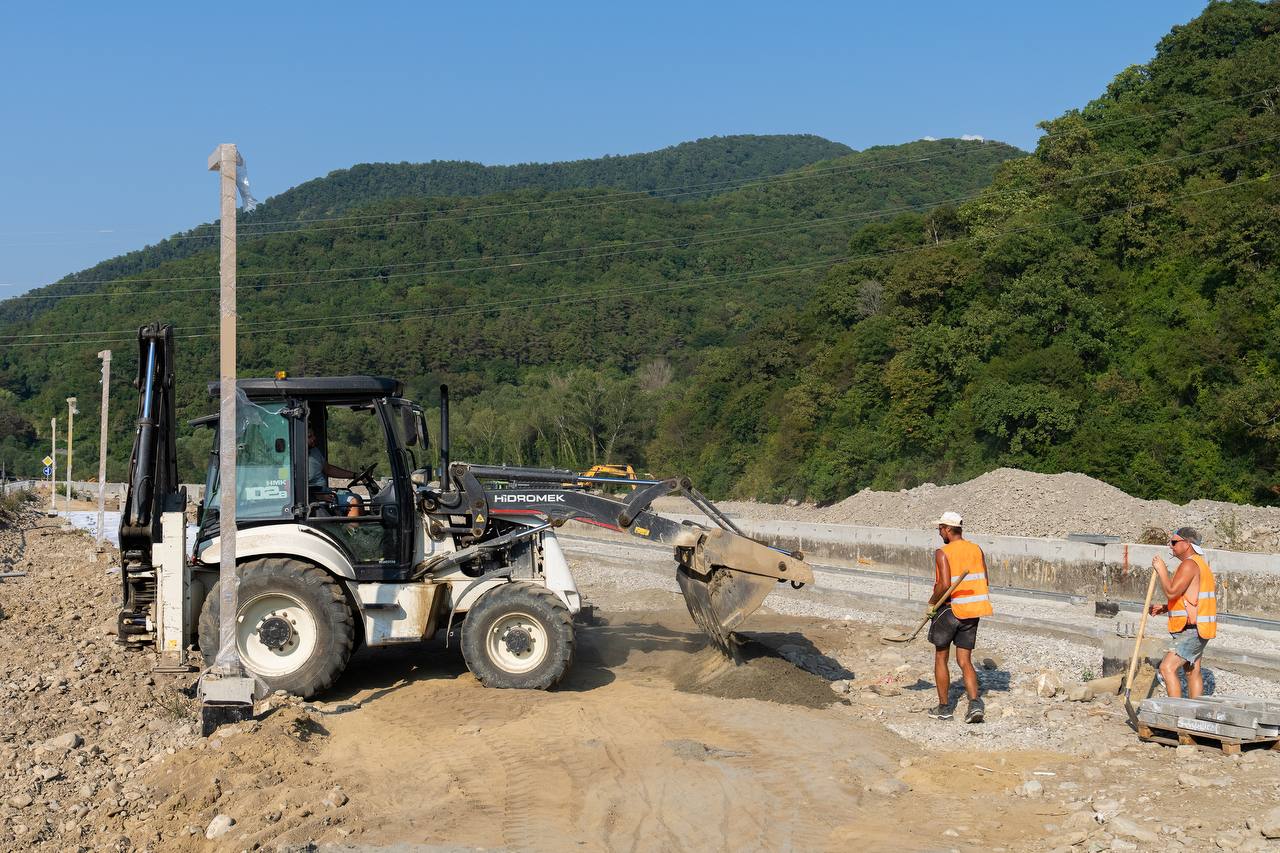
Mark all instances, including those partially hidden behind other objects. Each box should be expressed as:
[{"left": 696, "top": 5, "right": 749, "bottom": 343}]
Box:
[{"left": 1124, "top": 568, "right": 1160, "bottom": 700}]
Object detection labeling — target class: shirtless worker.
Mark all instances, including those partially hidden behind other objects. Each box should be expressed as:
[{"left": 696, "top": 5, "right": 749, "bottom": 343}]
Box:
[
  {"left": 1148, "top": 527, "right": 1217, "bottom": 698},
  {"left": 926, "top": 511, "right": 993, "bottom": 723}
]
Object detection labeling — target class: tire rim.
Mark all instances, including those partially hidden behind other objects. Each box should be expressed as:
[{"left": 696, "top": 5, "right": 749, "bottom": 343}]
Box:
[
  {"left": 237, "top": 592, "right": 318, "bottom": 677},
  {"left": 486, "top": 611, "right": 549, "bottom": 674}
]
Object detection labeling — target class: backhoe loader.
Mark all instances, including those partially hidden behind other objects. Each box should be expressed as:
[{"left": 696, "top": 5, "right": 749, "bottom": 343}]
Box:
[{"left": 117, "top": 323, "right": 812, "bottom": 697}]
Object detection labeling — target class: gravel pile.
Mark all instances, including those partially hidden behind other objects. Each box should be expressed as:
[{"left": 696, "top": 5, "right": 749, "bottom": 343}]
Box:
[{"left": 711, "top": 468, "right": 1280, "bottom": 552}]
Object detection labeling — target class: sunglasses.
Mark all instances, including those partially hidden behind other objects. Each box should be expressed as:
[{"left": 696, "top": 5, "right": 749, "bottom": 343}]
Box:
[{"left": 1169, "top": 538, "right": 1185, "bottom": 546}]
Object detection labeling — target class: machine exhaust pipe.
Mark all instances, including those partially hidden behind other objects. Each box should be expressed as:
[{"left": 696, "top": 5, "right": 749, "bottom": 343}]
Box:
[{"left": 439, "top": 384, "right": 450, "bottom": 491}]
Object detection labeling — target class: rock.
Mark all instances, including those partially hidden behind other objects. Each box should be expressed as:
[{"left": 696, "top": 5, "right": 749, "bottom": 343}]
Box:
[
  {"left": 870, "top": 682, "right": 902, "bottom": 697},
  {"left": 205, "top": 813, "right": 235, "bottom": 839},
  {"left": 1179, "top": 773, "right": 1208, "bottom": 788},
  {"left": 322, "top": 787, "right": 348, "bottom": 808},
  {"left": 34, "top": 765, "right": 61, "bottom": 782},
  {"left": 1176, "top": 744, "right": 1197, "bottom": 757},
  {"left": 870, "top": 778, "right": 910, "bottom": 797},
  {"left": 1047, "top": 709, "right": 1071, "bottom": 723},
  {"left": 1066, "top": 684, "right": 1089, "bottom": 702},
  {"left": 1019, "top": 780, "right": 1044, "bottom": 798},
  {"left": 1036, "top": 671, "right": 1063, "bottom": 698},
  {"left": 1063, "top": 830, "right": 1088, "bottom": 846},
  {"left": 1256, "top": 806, "right": 1280, "bottom": 838},
  {"left": 1110, "top": 817, "right": 1159, "bottom": 843},
  {"left": 942, "top": 827, "right": 960, "bottom": 838},
  {"left": 44, "top": 732, "right": 82, "bottom": 751},
  {"left": 7, "top": 793, "right": 33, "bottom": 809},
  {"left": 1216, "top": 831, "right": 1244, "bottom": 849},
  {"left": 1109, "top": 839, "right": 1137, "bottom": 851},
  {"left": 830, "top": 680, "right": 851, "bottom": 695}
]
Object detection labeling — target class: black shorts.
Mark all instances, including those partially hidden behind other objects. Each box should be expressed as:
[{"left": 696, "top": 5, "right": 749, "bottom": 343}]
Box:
[{"left": 929, "top": 605, "right": 979, "bottom": 650}]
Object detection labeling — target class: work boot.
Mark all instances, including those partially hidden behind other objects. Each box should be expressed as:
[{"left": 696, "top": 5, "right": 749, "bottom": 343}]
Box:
[
  {"left": 927, "top": 704, "right": 953, "bottom": 721},
  {"left": 964, "top": 698, "right": 985, "bottom": 724}
]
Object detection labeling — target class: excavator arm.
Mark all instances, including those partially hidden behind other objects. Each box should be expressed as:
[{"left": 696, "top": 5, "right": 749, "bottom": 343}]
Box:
[{"left": 439, "top": 463, "right": 813, "bottom": 654}]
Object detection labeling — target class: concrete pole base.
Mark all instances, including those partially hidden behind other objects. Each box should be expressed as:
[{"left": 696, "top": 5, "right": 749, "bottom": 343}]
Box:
[{"left": 198, "top": 673, "right": 257, "bottom": 738}]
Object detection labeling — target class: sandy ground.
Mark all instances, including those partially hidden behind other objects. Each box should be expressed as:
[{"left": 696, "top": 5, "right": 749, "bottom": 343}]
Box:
[{"left": 2, "top": 512, "right": 1280, "bottom": 852}]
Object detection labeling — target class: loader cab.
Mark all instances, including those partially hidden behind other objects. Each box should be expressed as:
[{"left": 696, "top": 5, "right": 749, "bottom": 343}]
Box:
[{"left": 194, "top": 376, "right": 428, "bottom": 581}]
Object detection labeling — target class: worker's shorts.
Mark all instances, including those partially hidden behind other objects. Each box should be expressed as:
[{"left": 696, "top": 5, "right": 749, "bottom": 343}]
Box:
[
  {"left": 1169, "top": 628, "right": 1209, "bottom": 664},
  {"left": 929, "top": 605, "right": 979, "bottom": 651}
]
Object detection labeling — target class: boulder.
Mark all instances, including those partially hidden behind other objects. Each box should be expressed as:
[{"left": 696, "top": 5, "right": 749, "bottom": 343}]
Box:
[
  {"left": 1256, "top": 806, "right": 1280, "bottom": 839},
  {"left": 1110, "top": 817, "right": 1159, "bottom": 843},
  {"left": 205, "top": 814, "right": 235, "bottom": 839},
  {"left": 43, "top": 732, "right": 82, "bottom": 751},
  {"left": 1036, "top": 671, "right": 1063, "bottom": 698}
]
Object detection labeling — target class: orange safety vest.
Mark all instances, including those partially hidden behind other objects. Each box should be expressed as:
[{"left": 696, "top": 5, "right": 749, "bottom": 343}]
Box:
[
  {"left": 941, "top": 539, "right": 993, "bottom": 619},
  {"left": 1167, "top": 554, "right": 1217, "bottom": 639}
]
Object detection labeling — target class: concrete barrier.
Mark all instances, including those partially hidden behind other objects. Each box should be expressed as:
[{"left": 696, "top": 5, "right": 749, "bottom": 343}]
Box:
[{"left": 650, "top": 514, "right": 1280, "bottom": 620}]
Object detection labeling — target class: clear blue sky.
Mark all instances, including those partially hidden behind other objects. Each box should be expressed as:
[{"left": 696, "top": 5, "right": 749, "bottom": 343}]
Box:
[{"left": 1, "top": 1, "right": 1208, "bottom": 293}]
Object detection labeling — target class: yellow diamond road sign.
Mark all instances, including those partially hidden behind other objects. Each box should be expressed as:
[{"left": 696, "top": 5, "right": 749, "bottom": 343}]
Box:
[{"left": 42, "top": 455, "right": 53, "bottom": 467}]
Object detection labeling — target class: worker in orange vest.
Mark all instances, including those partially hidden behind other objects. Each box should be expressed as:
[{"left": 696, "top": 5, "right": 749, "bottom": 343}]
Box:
[
  {"left": 1148, "top": 527, "right": 1217, "bottom": 698},
  {"left": 926, "top": 511, "right": 993, "bottom": 723}
]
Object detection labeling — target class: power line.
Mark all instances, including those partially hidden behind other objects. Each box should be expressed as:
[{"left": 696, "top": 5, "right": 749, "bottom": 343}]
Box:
[
  {"left": 5, "top": 82, "right": 1276, "bottom": 291},
  {"left": 3, "top": 128, "right": 1275, "bottom": 314},
  {"left": 8, "top": 83, "right": 1273, "bottom": 244},
  {"left": 0, "top": 144, "right": 993, "bottom": 255},
  {"left": 4, "top": 173, "right": 1267, "bottom": 350}
]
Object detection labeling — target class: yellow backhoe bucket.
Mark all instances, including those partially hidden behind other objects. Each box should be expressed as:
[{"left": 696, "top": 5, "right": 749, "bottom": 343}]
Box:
[{"left": 673, "top": 528, "right": 814, "bottom": 656}]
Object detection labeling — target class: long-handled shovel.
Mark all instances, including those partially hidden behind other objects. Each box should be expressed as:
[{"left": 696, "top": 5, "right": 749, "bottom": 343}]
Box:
[
  {"left": 1123, "top": 567, "right": 1160, "bottom": 728},
  {"left": 881, "top": 571, "right": 969, "bottom": 644}
]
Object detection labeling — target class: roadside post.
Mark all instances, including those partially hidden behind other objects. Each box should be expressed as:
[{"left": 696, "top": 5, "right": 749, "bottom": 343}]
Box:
[
  {"left": 66, "top": 397, "right": 78, "bottom": 508},
  {"left": 48, "top": 418, "right": 57, "bottom": 516},
  {"left": 198, "top": 143, "right": 257, "bottom": 735},
  {"left": 97, "top": 351, "right": 112, "bottom": 547}
]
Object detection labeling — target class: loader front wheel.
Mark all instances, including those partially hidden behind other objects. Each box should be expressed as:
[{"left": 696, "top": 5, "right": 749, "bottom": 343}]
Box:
[
  {"left": 198, "top": 558, "right": 355, "bottom": 699},
  {"left": 461, "top": 583, "right": 574, "bottom": 690}
]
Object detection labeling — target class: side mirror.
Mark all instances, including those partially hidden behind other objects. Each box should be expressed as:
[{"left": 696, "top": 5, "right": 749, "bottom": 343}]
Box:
[{"left": 411, "top": 468, "right": 432, "bottom": 487}]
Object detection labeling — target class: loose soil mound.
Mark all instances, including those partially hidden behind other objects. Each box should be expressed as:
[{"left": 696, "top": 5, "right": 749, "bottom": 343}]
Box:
[{"left": 670, "top": 643, "right": 839, "bottom": 708}]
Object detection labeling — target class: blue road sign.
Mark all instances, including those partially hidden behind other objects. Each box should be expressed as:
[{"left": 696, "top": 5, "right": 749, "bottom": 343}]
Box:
[{"left": 43, "top": 465, "right": 51, "bottom": 477}]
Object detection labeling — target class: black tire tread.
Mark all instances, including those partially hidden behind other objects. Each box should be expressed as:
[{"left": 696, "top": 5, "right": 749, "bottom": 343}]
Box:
[
  {"left": 460, "top": 582, "right": 575, "bottom": 690},
  {"left": 197, "top": 557, "right": 355, "bottom": 699}
]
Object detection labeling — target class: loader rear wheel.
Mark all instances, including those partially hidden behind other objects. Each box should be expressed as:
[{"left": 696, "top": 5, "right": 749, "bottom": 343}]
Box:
[
  {"left": 461, "top": 582, "right": 574, "bottom": 690},
  {"left": 198, "top": 558, "right": 355, "bottom": 699}
]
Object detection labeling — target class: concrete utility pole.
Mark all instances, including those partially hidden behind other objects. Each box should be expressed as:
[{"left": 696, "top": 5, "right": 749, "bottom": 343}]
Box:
[
  {"left": 201, "top": 142, "right": 254, "bottom": 734},
  {"left": 66, "top": 397, "right": 78, "bottom": 508},
  {"left": 97, "top": 351, "right": 112, "bottom": 547},
  {"left": 50, "top": 417, "right": 57, "bottom": 515}
]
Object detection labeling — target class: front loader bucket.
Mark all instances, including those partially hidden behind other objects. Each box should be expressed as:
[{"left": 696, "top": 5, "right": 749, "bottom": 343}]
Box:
[{"left": 673, "top": 528, "right": 813, "bottom": 657}]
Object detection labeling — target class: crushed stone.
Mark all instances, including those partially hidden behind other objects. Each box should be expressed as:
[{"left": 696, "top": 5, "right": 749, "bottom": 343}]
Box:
[{"left": 709, "top": 468, "right": 1280, "bottom": 552}]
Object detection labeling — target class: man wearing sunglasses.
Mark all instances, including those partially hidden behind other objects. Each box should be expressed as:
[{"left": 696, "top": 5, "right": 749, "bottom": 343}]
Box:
[{"left": 1148, "top": 527, "right": 1217, "bottom": 699}]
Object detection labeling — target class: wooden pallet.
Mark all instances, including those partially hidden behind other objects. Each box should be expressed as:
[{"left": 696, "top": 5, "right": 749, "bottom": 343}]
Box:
[{"left": 1137, "top": 722, "right": 1280, "bottom": 755}]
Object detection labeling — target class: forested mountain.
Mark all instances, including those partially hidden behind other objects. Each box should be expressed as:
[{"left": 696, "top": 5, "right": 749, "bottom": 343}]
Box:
[
  {"left": 3, "top": 135, "right": 852, "bottom": 327},
  {"left": 0, "top": 136, "right": 1020, "bottom": 479},
  {"left": 650, "top": 0, "right": 1280, "bottom": 505}
]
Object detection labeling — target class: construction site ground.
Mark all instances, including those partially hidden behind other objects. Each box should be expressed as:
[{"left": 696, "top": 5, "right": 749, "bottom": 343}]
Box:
[{"left": 2, "top": 512, "right": 1280, "bottom": 852}]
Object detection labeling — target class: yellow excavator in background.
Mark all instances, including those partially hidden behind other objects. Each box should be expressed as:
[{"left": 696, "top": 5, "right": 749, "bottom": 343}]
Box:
[{"left": 563, "top": 464, "right": 639, "bottom": 490}]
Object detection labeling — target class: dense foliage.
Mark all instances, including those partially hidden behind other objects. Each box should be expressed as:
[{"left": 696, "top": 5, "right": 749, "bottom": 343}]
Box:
[
  {"left": 0, "top": 137, "right": 1017, "bottom": 481},
  {"left": 651, "top": 0, "right": 1280, "bottom": 505},
  {"left": 8, "top": 2, "right": 1276, "bottom": 508},
  {"left": 0, "top": 135, "right": 852, "bottom": 329}
]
